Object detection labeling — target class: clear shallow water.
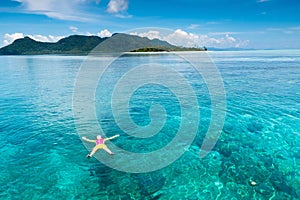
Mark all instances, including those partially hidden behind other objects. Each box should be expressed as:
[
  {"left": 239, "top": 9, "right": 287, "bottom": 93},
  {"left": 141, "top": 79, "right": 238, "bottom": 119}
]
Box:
[{"left": 0, "top": 51, "right": 299, "bottom": 199}]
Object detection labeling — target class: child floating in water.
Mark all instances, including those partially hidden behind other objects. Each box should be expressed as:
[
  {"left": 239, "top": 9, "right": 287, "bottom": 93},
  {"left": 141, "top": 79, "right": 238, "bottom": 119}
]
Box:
[{"left": 82, "top": 134, "right": 120, "bottom": 158}]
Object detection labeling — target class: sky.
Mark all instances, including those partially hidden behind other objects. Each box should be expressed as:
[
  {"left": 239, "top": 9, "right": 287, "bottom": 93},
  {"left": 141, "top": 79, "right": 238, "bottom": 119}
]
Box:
[{"left": 0, "top": 0, "right": 300, "bottom": 49}]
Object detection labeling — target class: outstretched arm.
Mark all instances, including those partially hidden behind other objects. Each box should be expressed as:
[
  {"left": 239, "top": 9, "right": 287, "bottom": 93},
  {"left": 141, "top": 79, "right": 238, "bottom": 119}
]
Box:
[
  {"left": 104, "top": 134, "right": 120, "bottom": 141},
  {"left": 82, "top": 137, "right": 96, "bottom": 143}
]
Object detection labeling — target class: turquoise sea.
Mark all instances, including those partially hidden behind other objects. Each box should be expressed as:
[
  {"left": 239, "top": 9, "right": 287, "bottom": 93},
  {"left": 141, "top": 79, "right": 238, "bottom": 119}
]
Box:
[{"left": 0, "top": 50, "right": 299, "bottom": 199}]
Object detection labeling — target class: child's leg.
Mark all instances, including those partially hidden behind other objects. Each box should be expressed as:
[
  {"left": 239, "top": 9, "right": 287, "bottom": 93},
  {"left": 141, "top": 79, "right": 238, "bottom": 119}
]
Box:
[
  {"left": 102, "top": 146, "right": 114, "bottom": 155},
  {"left": 88, "top": 146, "right": 99, "bottom": 157}
]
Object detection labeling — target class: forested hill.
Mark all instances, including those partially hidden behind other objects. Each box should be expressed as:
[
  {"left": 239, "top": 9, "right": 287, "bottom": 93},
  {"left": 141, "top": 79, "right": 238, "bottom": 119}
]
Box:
[
  {"left": 0, "top": 33, "right": 206, "bottom": 55},
  {"left": 0, "top": 35, "right": 105, "bottom": 55}
]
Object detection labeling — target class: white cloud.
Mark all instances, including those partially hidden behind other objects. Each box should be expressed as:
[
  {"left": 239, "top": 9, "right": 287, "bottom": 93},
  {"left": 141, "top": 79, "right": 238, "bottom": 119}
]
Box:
[
  {"left": 48, "top": 35, "right": 64, "bottom": 41},
  {"left": 188, "top": 24, "right": 200, "bottom": 30},
  {"left": 165, "top": 29, "right": 200, "bottom": 47},
  {"left": 265, "top": 26, "right": 300, "bottom": 35},
  {"left": 289, "top": 26, "right": 300, "bottom": 31},
  {"left": 12, "top": 0, "right": 101, "bottom": 21},
  {"left": 266, "top": 27, "right": 281, "bottom": 31},
  {"left": 206, "top": 21, "right": 219, "bottom": 25},
  {"left": 29, "top": 35, "right": 50, "bottom": 42},
  {"left": 107, "top": 0, "right": 128, "bottom": 13},
  {"left": 3, "top": 33, "right": 24, "bottom": 46},
  {"left": 267, "top": 26, "right": 300, "bottom": 33},
  {"left": 97, "top": 29, "right": 112, "bottom": 37},
  {"left": 85, "top": 32, "right": 93, "bottom": 36},
  {"left": 27, "top": 34, "right": 64, "bottom": 43},
  {"left": 130, "top": 29, "right": 250, "bottom": 48},
  {"left": 3, "top": 33, "right": 64, "bottom": 46},
  {"left": 12, "top": 0, "right": 130, "bottom": 21},
  {"left": 114, "top": 13, "right": 132, "bottom": 18},
  {"left": 208, "top": 31, "right": 243, "bottom": 36},
  {"left": 225, "top": 34, "right": 236, "bottom": 42},
  {"left": 130, "top": 30, "right": 161, "bottom": 40},
  {"left": 69, "top": 26, "right": 78, "bottom": 33},
  {"left": 257, "top": 0, "right": 270, "bottom": 2}
]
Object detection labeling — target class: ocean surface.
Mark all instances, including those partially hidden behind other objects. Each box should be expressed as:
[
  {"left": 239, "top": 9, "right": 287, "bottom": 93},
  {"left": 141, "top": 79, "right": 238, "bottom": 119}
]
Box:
[{"left": 0, "top": 50, "right": 299, "bottom": 199}]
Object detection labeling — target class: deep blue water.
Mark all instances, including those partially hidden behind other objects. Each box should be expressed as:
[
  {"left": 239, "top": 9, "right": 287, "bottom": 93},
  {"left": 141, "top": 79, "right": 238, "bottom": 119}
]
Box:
[{"left": 0, "top": 50, "right": 299, "bottom": 199}]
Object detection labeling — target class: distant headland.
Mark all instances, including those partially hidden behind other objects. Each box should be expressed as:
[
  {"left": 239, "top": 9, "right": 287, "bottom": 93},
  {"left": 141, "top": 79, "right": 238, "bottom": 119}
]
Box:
[{"left": 0, "top": 33, "right": 207, "bottom": 55}]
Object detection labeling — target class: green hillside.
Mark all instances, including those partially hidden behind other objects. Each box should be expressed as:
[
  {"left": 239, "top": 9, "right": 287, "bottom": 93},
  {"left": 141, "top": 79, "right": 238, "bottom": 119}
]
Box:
[
  {"left": 0, "top": 35, "right": 106, "bottom": 55},
  {"left": 0, "top": 33, "right": 206, "bottom": 55}
]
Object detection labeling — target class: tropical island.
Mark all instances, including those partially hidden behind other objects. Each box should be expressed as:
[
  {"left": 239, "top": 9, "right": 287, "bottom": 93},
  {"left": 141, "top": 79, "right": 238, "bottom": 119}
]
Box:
[
  {"left": 0, "top": 33, "right": 207, "bottom": 55},
  {"left": 130, "top": 46, "right": 207, "bottom": 52}
]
